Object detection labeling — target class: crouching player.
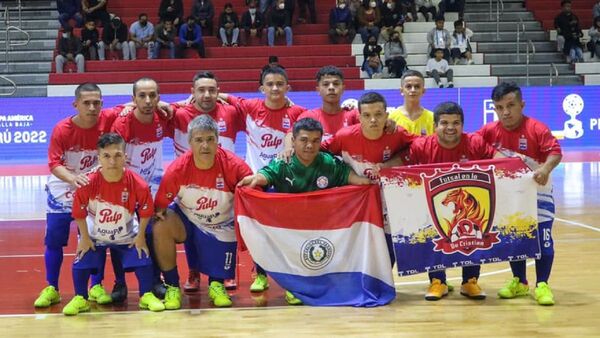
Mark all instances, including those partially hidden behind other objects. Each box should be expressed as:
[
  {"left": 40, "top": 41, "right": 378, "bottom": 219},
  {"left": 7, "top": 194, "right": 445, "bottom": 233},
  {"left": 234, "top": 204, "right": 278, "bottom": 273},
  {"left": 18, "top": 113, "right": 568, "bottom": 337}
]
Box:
[{"left": 63, "top": 133, "right": 165, "bottom": 315}]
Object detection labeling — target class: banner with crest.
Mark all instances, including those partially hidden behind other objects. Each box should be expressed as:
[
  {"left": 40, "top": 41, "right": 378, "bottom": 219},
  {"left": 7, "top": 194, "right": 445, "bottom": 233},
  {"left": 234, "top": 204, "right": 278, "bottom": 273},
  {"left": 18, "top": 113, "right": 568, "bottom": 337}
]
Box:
[{"left": 380, "top": 158, "right": 541, "bottom": 276}]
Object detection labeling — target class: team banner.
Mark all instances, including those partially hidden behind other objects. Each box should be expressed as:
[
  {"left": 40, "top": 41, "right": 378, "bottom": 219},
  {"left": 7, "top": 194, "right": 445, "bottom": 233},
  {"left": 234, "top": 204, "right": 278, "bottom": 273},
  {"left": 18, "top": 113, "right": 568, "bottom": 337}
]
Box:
[
  {"left": 235, "top": 185, "right": 395, "bottom": 307},
  {"left": 380, "top": 158, "right": 540, "bottom": 276}
]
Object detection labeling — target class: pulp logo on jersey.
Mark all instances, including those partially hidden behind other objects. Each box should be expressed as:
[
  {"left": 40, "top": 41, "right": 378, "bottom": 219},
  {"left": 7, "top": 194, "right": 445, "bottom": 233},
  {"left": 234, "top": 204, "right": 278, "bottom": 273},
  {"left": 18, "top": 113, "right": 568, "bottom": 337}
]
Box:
[
  {"left": 98, "top": 208, "right": 123, "bottom": 224},
  {"left": 80, "top": 155, "right": 97, "bottom": 171},
  {"left": 141, "top": 147, "right": 157, "bottom": 165},
  {"left": 216, "top": 176, "right": 225, "bottom": 189},
  {"left": 260, "top": 134, "right": 283, "bottom": 148},
  {"left": 218, "top": 119, "right": 227, "bottom": 133},
  {"left": 196, "top": 196, "right": 218, "bottom": 211}
]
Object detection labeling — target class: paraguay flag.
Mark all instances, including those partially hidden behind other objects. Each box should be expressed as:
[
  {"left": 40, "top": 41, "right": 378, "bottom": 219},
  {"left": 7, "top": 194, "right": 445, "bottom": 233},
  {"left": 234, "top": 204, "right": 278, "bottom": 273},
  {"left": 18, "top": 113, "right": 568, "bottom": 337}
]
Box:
[{"left": 235, "top": 185, "right": 396, "bottom": 307}]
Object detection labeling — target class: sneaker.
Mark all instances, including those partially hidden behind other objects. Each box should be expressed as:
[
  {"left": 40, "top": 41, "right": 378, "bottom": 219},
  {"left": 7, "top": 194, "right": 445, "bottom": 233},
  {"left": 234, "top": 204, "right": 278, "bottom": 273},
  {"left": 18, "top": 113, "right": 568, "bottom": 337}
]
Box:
[
  {"left": 448, "top": 82, "right": 454, "bottom": 88},
  {"left": 460, "top": 277, "right": 486, "bottom": 300},
  {"left": 62, "top": 295, "right": 90, "bottom": 316},
  {"left": 111, "top": 282, "right": 128, "bottom": 303},
  {"left": 425, "top": 278, "right": 449, "bottom": 301},
  {"left": 438, "top": 84, "right": 444, "bottom": 88},
  {"left": 139, "top": 292, "right": 166, "bottom": 312},
  {"left": 34, "top": 285, "right": 61, "bottom": 307},
  {"left": 250, "top": 273, "right": 269, "bottom": 292},
  {"left": 497, "top": 277, "right": 529, "bottom": 299},
  {"left": 88, "top": 284, "right": 112, "bottom": 305},
  {"left": 152, "top": 283, "right": 167, "bottom": 299},
  {"left": 184, "top": 270, "right": 200, "bottom": 292},
  {"left": 224, "top": 279, "right": 237, "bottom": 290},
  {"left": 285, "top": 290, "right": 303, "bottom": 305},
  {"left": 447, "top": 281, "right": 455, "bottom": 292},
  {"left": 467, "top": 59, "right": 475, "bottom": 65},
  {"left": 534, "top": 282, "right": 555, "bottom": 306},
  {"left": 208, "top": 281, "right": 233, "bottom": 307},
  {"left": 164, "top": 285, "right": 182, "bottom": 310}
]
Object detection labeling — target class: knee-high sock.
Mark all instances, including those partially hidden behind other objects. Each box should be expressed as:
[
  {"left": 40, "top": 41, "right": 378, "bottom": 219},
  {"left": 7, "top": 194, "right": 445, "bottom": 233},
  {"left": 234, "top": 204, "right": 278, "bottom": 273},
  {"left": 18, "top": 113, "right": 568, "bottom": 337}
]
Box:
[
  {"left": 183, "top": 235, "right": 199, "bottom": 271},
  {"left": 510, "top": 260, "right": 528, "bottom": 285},
  {"left": 255, "top": 262, "right": 266, "bottom": 276},
  {"left": 428, "top": 270, "right": 447, "bottom": 284},
  {"left": 90, "top": 248, "right": 107, "bottom": 286},
  {"left": 462, "top": 265, "right": 481, "bottom": 284},
  {"left": 163, "top": 267, "right": 180, "bottom": 287},
  {"left": 135, "top": 265, "right": 155, "bottom": 295},
  {"left": 110, "top": 247, "right": 126, "bottom": 285},
  {"left": 73, "top": 268, "right": 92, "bottom": 298},
  {"left": 45, "top": 246, "right": 64, "bottom": 289},
  {"left": 535, "top": 254, "right": 554, "bottom": 284}
]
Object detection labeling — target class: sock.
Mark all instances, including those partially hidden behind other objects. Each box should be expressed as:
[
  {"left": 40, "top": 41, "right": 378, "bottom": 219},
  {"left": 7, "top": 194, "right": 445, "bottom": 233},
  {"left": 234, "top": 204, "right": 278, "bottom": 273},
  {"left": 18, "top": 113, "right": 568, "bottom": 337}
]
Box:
[
  {"left": 163, "top": 267, "right": 180, "bottom": 287},
  {"left": 73, "top": 268, "right": 92, "bottom": 299},
  {"left": 462, "top": 265, "right": 481, "bottom": 284},
  {"left": 110, "top": 247, "right": 127, "bottom": 285},
  {"left": 428, "top": 270, "right": 447, "bottom": 284},
  {"left": 90, "top": 248, "right": 107, "bottom": 286},
  {"left": 45, "top": 246, "right": 63, "bottom": 289},
  {"left": 510, "top": 260, "right": 528, "bottom": 285},
  {"left": 183, "top": 235, "right": 199, "bottom": 272},
  {"left": 535, "top": 254, "right": 554, "bottom": 284},
  {"left": 208, "top": 277, "right": 224, "bottom": 285},
  {"left": 255, "top": 263, "right": 266, "bottom": 276},
  {"left": 135, "top": 265, "right": 155, "bottom": 295}
]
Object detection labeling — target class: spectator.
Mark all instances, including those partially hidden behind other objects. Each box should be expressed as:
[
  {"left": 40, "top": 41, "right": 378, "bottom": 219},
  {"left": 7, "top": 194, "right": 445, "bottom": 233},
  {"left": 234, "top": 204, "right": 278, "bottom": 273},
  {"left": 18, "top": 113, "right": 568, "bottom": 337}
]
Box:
[
  {"left": 159, "top": 0, "right": 184, "bottom": 27},
  {"left": 380, "top": 0, "right": 405, "bottom": 42},
  {"left": 152, "top": 19, "right": 177, "bottom": 59},
  {"left": 329, "top": 0, "right": 356, "bottom": 44},
  {"left": 554, "top": 0, "right": 584, "bottom": 64},
  {"left": 589, "top": 16, "right": 600, "bottom": 59},
  {"left": 450, "top": 19, "right": 473, "bottom": 64},
  {"left": 398, "top": 0, "right": 418, "bottom": 22},
  {"left": 218, "top": 3, "right": 240, "bottom": 46},
  {"left": 426, "top": 48, "right": 454, "bottom": 88},
  {"left": 178, "top": 16, "right": 206, "bottom": 58},
  {"left": 427, "top": 16, "right": 451, "bottom": 61},
  {"left": 81, "top": 19, "right": 100, "bottom": 60},
  {"left": 593, "top": 1, "right": 600, "bottom": 20},
  {"left": 415, "top": 0, "right": 438, "bottom": 22},
  {"left": 357, "top": 1, "right": 381, "bottom": 43},
  {"left": 98, "top": 17, "right": 131, "bottom": 60},
  {"left": 384, "top": 30, "right": 407, "bottom": 78},
  {"left": 81, "top": 0, "right": 110, "bottom": 27},
  {"left": 128, "top": 13, "right": 155, "bottom": 60},
  {"left": 297, "top": 0, "right": 317, "bottom": 24},
  {"left": 259, "top": 0, "right": 273, "bottom": 14},
  {"left": 241, "top": 0, "right": 266, "bottom": 44},
  {"left": 439, "top": 0, "right": 465, "bottom": 20},
  {"left": 191, "top": 0, "right": 215, "bottom": 36},
  {"left": 260, "top": 55, "right": 286, "bottom": 84},
  {"left": 267, "top": 0, "right": 293, "bottom": 46},
  {"left": 362, "top": 34, "right": 383, "bottom": 78},
  {"left": 55, "top": 26, "right": 85, "bottom": 73},
  {"left": 57, "top": 0, "right": 83, "bottom": 29}
]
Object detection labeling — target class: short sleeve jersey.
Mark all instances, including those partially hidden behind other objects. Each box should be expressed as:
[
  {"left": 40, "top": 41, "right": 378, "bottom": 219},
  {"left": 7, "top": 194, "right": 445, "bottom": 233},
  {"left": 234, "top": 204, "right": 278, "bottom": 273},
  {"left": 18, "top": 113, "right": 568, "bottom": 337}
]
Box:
[
  {"left": 72, "top": 168, "right": 154, "bottom": 245},
  {"left": 296, "top": 108, "right": 360, "bottom": 141},
  {"left": 259, "top": 152, "right": 350, "bottom": 193},
  {"left": 405, "top": 133, "right": 497, "bottom": 165},
  {"left": 389, "top": 107, "right": 435, "bottom": 136}
]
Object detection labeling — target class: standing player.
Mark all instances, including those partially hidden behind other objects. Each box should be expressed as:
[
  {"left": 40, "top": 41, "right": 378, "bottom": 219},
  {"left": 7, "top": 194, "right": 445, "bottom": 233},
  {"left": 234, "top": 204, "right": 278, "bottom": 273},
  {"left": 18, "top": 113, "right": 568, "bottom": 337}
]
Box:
[
  {"left": 404, "top": 101, "right": 499, "bottom": 301},
  {"left": 152, "top": 115, "right": 253, "bottom": 309},
  {"left": 478, "top": 82, "right": 562, "bottom": 306},
  {"left": 63, "top": 133, "right": 165, "bottom": 315},
  {"left": 389, "top": 70, "right": 435, "bottom": 136}
]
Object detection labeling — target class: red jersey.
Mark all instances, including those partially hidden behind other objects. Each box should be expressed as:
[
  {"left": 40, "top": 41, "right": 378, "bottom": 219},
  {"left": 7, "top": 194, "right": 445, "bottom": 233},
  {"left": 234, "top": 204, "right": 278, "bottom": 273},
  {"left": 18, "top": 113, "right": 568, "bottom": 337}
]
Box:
[
  {"left": 72, "top": 168, "right": 154, "bottom": 245},
  {"left": 405, "top": 133, "right": 497, "bottom": 165},
  {"left": 297, "top": 108, "right": 360, "bottom": 141}
]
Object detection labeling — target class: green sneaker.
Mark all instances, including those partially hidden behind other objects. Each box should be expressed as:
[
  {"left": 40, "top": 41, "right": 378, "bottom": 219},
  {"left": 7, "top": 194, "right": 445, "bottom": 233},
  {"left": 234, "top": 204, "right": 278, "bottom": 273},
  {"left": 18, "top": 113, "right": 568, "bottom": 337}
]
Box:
[
  {"left": 498, "top": 277, "right": 529, "bottom": 299},
  {"left": 62, "top": 295, "right": 90, "bottom": 316},
  {"left": 250, "top": 273, "right": 269, "bottom": 293},
  {"left": 164, "top": 285, "right": 182, "bottom": 310},
  {"left": 534, "top": 282, "right": 555, "bottom": 306},
  {"left": 285, "top": 290, "right": 303, "bottom": 306},
  {"left": 208, "top": 281, "right": 233, "bottom": 307},
  {"left": 88, "top": 284, "right": 112, "bottom": 305},
  {"left": 139, "top": 292, "right": 166, "bottom": 312},
  {"left": 34, "top": 285, "right": 61, "bottom": 307}
]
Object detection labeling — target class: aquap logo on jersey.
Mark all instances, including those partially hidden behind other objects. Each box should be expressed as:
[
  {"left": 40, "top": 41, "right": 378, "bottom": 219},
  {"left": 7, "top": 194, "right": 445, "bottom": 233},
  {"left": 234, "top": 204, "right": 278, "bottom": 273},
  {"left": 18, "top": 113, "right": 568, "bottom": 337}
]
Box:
[
  {"left": 423, "top": 164, "right": 500, "bottom": 255},
  {"left": 300, "top": 237, "right": 335, "bottom": 270},
  {"left": 196, "top": 196, "right": 218, "bottom": 211},
  {"left": 316, "top": 176, "right": 329, "bottom": 189}
]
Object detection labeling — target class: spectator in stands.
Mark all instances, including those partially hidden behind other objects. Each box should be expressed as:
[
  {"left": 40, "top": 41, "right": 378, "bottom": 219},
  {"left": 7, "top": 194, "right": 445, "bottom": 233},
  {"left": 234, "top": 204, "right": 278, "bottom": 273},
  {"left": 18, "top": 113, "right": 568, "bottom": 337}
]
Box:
[
  {"left": 450, "top": 19, "right": 473, "bottom": 65},
  {"left": 128, "top": 13, "right": 155, "bottom": 60},
  {"left": 178, "top": 16, "right": 206, "bottom": 58},
  {"left": 57, "top": 0, "right": 83, "bottom": 29},
  {"left": 159, "top": 0, "right": 184, "bottom": 28},
  {"left": 260, "top": 55, "right": 286, "bottom": 83},
  {"left": 362, "top": 34, "right": 383, "bottom": 78},
  {"left": 218, "top": 3, "right": 240, "bottom": 47},
  {"left": 398, "top": 0, "right": 418, "bottom": 22},
  {"left": 152, "top": 19, "right": 177, "bottom": 59},
  {"left": 298, "top": 0, "right": 317, "bottom": 24},
  {"left": 81, "top": 19, "right": 100, "bottom": 60},
  {"left": 588, "top": 16, "right": 600, "bottom": 59},
  {"left": 594, "top": 1, "right": 600, "bottom": 20},
  {"left": 357, "top": 1, "right": 381, "bottom": 43},
  {"left": 192, "top": 0, "right": 215, "bottom": 36},
  {"left": 241, "top": 0, "right": 266, "bottom": 44},
  {"left": 415, "top": 0, "right": 438, "bottom": 22},
  {"left": 55, "top": 26, "right": 85, "bottom": 73},
  {"left": 427, "top": 16, "right": 451, "bottom": 61},
  {"left": 384, "top": 30, "right": 407, "bottom": 78},
  {"left": 98, "top": 17, "right": 131, "bottom": 60},
  {"left": 380, "top": 0, "right": 405, "bottom": 42},
  {"left": 329, "top": 0, "right": 356, "bottom": 44},
  {"left": 438, "top": 0, "right": 465, "bottom": 20},
  {"left": 426, "top": 48, "right": 454, "bottom": 88},
  {"left": 259, "top": 0, "right": 272, "bottom": 14},
  {"left": 554, "top": 0, "right": 584, "bottom": 64},
  {"left": 267, "top": 0, "right": 293, "bottom": 46},
  {"left": 81, "top": 0, "right": 110, "bottom": 27}
]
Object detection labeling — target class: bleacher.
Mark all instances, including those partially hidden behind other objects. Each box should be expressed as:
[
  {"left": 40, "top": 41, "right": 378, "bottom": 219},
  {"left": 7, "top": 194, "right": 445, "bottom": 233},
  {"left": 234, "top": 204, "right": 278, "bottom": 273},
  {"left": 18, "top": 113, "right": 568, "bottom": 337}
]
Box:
[{"left": 525, "top": 0, "right": 596, "bottom": 30}]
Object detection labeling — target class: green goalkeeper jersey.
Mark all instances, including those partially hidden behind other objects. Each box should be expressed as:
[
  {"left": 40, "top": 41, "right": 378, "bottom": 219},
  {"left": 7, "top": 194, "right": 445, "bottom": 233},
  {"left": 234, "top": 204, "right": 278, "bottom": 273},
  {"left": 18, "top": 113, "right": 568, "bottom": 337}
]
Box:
[{"left": 259, "top": 152, "right": 350, "bottom": 193}]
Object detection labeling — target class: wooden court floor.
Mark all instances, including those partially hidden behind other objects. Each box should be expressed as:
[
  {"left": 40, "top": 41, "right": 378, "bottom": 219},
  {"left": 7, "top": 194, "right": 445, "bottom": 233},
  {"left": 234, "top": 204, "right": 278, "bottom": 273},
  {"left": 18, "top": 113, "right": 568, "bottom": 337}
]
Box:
[{"left": 0, "top": 161, "right": 599, "bottom": 337}]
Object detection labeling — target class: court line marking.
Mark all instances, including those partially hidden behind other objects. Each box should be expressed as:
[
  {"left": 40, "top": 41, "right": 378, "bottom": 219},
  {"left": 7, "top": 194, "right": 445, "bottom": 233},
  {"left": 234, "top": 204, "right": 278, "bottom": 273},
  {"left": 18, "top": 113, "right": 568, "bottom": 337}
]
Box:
[{"left": 555, "top": 217, "right": 600, "bottom": 233}]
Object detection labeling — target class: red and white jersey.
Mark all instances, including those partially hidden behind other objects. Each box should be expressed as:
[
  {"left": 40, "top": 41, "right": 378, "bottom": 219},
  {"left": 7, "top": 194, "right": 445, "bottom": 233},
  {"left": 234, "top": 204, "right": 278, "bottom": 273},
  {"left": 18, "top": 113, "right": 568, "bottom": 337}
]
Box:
[
  {"left": 405, "top": 133, "right": 496, "bottom": 165},
  {"left": 322, "top": 124, "right": 415, "bottom": 177},
  {"left": 46, "top": 108, "right": 119, "bottom": 213},
  {"left": 171, "top": 103, "right": 244, "bottom": 157},
  {"left": 111, "top": 111, "right": 173, "bottom": 195},
  {"left": 297, "top": 108, "right": 360, "bottom": 141},
  {"left": 155, "top": 148, "right": 252, "bottom": 242},
  {"left": 229, "top": 96, "right": 305, "bottom": 172},
  {"left": 72, "top": 169, "right": 154, "bottom": 245}
]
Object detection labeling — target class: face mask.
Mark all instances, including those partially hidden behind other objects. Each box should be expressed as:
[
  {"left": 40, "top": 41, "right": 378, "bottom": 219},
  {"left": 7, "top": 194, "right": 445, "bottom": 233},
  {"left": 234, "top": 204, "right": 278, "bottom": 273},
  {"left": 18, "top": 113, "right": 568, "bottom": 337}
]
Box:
[
  {"left": 387, "top": 3, "right": 394, "bottom": 9},
  {"left": 278, "top": 3, "right": 285, "bottom": 9},
  {"left": 62, "top": 33, "right": 70, "bottom": 38},
  {"left": 338, "top": 3, "right": 346, "bottom": 9},
  {"left": 370, "top": 1, "right": 377, "bottom": 8},
  {"left": 249, "top": 8, "right": 257, "bottom": 14}
]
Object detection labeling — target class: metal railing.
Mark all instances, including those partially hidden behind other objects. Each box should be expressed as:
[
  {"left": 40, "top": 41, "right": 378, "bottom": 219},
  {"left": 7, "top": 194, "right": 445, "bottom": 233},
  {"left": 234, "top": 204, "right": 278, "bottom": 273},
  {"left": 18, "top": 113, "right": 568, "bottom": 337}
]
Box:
[
  {"left": 0, "top": 74, "right": 17, "bottom": 96},
  {"left": 496, "top": 0, "right": 505, "bottom": 41},
  {"left": 516, "top": 18, "right": 525, "bottom": 62},
  {"left": 549, "top": 63, "right": 559, "bottom": 86},
  {"left": 1, "top": 3, "right": 29, "bottom": 96},
  {"left": 525, "top": 40, "right": 536, "bottom": 86}
]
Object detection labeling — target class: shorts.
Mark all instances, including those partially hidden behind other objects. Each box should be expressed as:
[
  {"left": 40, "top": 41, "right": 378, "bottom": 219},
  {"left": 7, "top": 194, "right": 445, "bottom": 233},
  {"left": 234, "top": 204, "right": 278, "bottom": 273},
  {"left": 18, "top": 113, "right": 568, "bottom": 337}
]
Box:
[
  {"left": 73, "top": 244, "right": 152, "bottom": 272},
  {"left": 45, "top": 212, "right": 73, "bottom": 247}
]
